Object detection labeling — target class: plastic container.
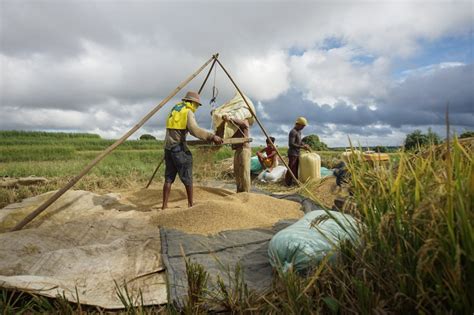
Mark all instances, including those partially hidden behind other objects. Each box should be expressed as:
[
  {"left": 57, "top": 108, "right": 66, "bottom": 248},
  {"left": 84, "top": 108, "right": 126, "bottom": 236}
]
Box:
[{"left": 299, "top": 152, "right": 321, "bottom": 183}]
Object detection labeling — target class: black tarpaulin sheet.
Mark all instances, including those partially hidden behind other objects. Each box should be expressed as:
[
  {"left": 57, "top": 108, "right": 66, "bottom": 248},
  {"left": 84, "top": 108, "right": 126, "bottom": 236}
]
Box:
[{"left": 160, "top": 194, "right": 322, "bottom": 307}]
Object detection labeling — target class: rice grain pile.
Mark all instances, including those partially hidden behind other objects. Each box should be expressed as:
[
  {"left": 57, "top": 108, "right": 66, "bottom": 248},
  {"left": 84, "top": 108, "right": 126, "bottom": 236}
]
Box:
[{"left": 149, "top": 189, "right": 303, "bottom": 235}]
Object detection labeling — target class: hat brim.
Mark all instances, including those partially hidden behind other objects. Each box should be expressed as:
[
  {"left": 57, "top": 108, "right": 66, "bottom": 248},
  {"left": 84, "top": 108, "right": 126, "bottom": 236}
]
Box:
[{"left": 182, "top": 97, "right": 201, "bottom": 105}]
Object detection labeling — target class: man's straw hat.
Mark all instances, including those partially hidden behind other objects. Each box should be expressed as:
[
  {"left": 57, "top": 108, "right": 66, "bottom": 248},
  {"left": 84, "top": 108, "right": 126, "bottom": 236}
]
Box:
[{"left": 182, "top": 91, "right": 201, "bottom": 105}]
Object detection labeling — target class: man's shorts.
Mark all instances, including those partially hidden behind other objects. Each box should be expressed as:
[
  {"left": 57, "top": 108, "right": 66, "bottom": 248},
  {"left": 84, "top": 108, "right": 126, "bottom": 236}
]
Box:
[{"left": 164, "top": 144, "right": 193, "bottom": 186}]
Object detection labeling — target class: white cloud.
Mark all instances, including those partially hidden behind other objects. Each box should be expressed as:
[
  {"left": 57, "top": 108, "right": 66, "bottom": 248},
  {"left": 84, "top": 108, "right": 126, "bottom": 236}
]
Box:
[
  {"left": 256, "top": 101, "right": 271, "bottom": 119},
  {"left": 290, "top": 47, "right": 391, "bottom": 106},
  {"left": 397, "top": 62, "right": 466, "bottom": 82},
  {"left": 233, "top": 51, "right": 290, "bottom": 101},
  {"left": 1, "top": 0, "right": 472, "bottom": 146}
]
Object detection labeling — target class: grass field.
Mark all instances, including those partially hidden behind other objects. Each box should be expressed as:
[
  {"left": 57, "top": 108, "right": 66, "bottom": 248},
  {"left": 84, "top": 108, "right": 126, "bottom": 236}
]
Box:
[
  {"left": 0, "top": 132, "right": 231, "bottom": 207},
  {"left": 0, "top": 131, "right": 343, "bottom": 207},
  {"left": 2, "top": 131, "right": 471, "bottom": 314}
]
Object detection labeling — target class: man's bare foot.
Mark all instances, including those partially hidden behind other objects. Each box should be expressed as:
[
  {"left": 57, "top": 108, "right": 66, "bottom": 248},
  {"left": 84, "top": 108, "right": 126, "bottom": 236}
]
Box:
[{"left": 161, "top": 204, "right": 167, "bottom": 210}]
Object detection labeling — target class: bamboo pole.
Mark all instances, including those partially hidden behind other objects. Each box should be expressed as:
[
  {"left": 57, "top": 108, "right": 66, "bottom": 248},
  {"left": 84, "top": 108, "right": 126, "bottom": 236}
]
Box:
[
  {"left": 198, "top": 55, "right": 218, "bottom": 94},
  {"left": 215, "top": 60, "right": 331, "bottom": 210},
  {"left": 10, "top": 54, "right": 218, "bottom": 231},
  {"left": 186, "top": 138, "right": 252, "bottom": 146},
  {"left": 215, "top": 59, "right": 301, "bottom": 186},
  {"left": 145, "top": 157, "right": 165, "bottom": 189}
]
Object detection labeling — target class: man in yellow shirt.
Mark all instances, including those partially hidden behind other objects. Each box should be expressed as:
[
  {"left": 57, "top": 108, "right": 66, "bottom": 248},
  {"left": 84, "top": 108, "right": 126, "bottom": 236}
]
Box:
[{"left": 162, "top": 91, "right": 223, "bottom": 209}]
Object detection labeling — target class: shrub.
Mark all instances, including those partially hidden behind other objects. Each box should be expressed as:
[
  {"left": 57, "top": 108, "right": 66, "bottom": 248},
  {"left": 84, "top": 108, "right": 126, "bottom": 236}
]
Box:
[
  {"left": 139, "top": 134, "right": 156, "bottom": 140},
  {"left": 404, "top": 128, "right": 440, "bottom": 150},
  {"left": 373, "top": 145, "right": 387, "bottom": 153},
  {"left": 302, "top": 134, "right": 328, "bottom": 151},
  {"left": 459, "top": 131, "right": 474, "bottom": 139}
]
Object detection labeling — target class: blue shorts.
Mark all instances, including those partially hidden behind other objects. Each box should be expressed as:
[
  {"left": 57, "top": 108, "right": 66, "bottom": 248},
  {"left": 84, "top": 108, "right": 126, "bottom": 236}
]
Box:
[{"left": 164, "top": 144, "right": 193, "bottom": 186}]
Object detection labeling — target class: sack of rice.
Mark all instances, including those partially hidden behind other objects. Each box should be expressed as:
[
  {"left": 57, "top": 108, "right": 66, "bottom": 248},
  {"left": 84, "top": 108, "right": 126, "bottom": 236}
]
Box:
[
  {"left": 212, "top": 93, "right": 255, "bottom": 139},
  {"left": 257, "top": 166, "right": 287, "bottom": 182},
  {"left": 268, "top": 210, "right": 358, "bottom": 273},
  {"left": 250, "top": 156, "right": 263, "bottom": 174}
]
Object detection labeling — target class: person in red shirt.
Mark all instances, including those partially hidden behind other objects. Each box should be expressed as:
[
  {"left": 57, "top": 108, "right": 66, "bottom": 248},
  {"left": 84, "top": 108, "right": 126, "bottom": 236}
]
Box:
[{"left": 257, "top": 137, "right": 278, "bottom": 171}]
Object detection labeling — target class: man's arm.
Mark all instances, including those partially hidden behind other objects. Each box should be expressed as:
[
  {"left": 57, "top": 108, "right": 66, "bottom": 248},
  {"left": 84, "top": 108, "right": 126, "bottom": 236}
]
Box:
[
  {"left": 222, "top": 115, "right": 249, "bottom": 130},
  {"left": 289, "top": 130, "right": 308, "bottom": 149},
  {"left": 187, "top": 111, "right": 213, "bottom": 140},
  {"left": 229, "top": 117, "right": 249, "bottom": 130},
  {"left": 187, "top": 111, "right": 222, "bottom": 144},
  {"left": 267, "top": 150, "right": 277, "bottom": 158}
]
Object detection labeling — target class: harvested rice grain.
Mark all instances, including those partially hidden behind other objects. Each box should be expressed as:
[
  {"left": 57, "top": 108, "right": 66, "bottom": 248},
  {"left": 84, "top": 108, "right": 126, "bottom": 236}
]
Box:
[{"left": 151, "top": 191, "right": 303, "bottom": 235}]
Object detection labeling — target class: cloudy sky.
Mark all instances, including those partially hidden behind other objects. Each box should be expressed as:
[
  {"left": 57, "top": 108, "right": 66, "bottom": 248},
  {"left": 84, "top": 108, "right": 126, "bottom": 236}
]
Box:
[{"left": 1, "top": 0, "right": 473, "bottom": 147}]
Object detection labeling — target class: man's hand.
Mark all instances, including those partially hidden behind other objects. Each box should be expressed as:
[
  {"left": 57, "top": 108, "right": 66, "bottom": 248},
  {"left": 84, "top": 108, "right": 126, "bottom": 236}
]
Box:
[
  {"left": 222, "top": 114, "right": 231, "bottom": 122},
  {"left": 212, "top": 135, "right": 224, "bottom": 145},
  {"left": 303, "top": 144, "right": 311, "bottom": 151}
]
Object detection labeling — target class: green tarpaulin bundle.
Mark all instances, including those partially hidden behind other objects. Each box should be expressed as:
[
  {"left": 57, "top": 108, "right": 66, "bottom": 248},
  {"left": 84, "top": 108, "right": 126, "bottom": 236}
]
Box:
[{"left": 268, "top": 210, "right": 358, "bottom": 273}]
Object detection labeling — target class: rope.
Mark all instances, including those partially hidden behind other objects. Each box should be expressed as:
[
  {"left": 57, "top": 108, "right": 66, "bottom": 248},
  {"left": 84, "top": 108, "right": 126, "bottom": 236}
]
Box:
[
  {"left": 209, "top": 65, "right": 219, "bottom": 129},
  {"left": 210, "top": 64, "right": 219, "bottom": 104}
]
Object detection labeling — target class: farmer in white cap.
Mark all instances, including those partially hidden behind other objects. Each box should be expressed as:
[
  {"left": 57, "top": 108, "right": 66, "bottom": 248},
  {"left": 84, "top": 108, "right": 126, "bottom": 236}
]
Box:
[
  {"left": 285, "top": 116, "right": 310, "bottom": 186},
  {"left": 162, "top": 91, "right": 223, "bottom": 209}
]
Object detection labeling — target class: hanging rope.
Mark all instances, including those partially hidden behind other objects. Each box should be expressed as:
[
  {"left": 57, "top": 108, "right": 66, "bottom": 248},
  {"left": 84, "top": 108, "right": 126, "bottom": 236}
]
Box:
[
  {"left": 210, "top": 63, "right": 219, "bottom": 105},
  {"left": 209, "top": 64, "right": 219, "bottom": 129}
]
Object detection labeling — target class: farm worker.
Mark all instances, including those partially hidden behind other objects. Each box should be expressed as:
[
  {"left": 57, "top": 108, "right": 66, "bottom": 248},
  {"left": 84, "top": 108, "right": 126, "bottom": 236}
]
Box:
[
  {"left": 257, "top": 136, "right": 278, "bottom": 171},
  {"left": 162, "top": 91, "right": 223, "bottom": 210},
  {"left": 222, "top": 114, "right": 251, "bottom": 192},
  {"left": 285, "top": 116, "right": 310, "bottom": 186}
]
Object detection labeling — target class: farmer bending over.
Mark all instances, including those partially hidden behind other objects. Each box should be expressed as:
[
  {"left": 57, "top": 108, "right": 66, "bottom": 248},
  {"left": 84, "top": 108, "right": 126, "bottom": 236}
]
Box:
[{"left": 162, "top": 91, "right": 223, "bottom": 210}]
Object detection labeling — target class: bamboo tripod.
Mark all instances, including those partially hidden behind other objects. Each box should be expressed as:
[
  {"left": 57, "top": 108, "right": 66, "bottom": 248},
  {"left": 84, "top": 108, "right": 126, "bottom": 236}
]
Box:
[{"left": 10, "top": 53, "right": 303, "bottom": 232}]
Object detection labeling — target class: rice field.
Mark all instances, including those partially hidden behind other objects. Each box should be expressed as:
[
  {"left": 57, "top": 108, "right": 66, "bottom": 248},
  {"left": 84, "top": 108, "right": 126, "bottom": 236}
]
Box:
[{"left": 1, "top": 131, "right": 471, "bottom": 313}]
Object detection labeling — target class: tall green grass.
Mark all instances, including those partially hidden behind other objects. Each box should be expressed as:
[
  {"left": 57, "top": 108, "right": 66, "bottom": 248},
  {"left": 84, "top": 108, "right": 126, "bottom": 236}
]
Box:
[
  {"left": 0, "top": 138, "right": 163, "bottom": 151},
  {"left": 336, "top": 137, "right": 473, "bottom": 312},
  {"left": 179, "top": 137, "right": 473, "bottom": 313},
  {"left": 0, "top": 130, "right": 164, "bottom": 151},
  {"left": 0, "top": 146, "right": 76, "bottom": 162},
  {"left": 264, "top": 137, "right": 472, "bottom": 313},
  {"left": 0, "top": 130, "right": 101, "bottom": 139}
]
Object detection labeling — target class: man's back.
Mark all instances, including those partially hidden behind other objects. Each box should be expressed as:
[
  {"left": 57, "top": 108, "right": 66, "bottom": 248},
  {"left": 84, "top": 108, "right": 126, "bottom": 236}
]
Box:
[{"left": 165, "top": 108, "right": 212, "bottom": 150}]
